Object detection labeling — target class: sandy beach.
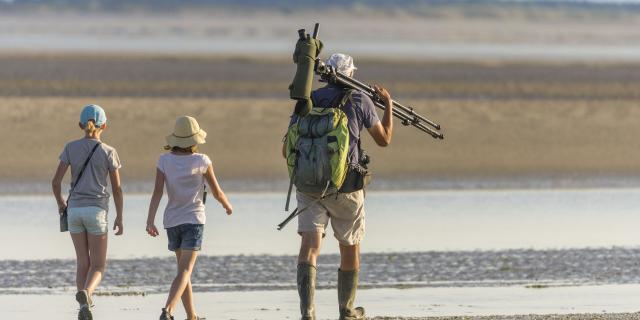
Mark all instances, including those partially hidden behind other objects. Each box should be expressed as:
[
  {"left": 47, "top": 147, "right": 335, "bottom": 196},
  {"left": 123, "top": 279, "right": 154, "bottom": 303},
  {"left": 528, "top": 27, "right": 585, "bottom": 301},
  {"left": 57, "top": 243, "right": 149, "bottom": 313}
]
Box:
[
  {"left": 2, "top": 54, "right": 640, "bottom": 190},
  {"left": 1, "top": 0, "right": 640, "bottom": 193}
]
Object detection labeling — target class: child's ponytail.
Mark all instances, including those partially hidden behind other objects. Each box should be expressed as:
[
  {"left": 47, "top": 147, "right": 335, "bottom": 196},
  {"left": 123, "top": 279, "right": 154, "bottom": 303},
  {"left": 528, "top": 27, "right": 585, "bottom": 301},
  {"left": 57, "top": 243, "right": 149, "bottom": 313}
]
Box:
[{"left": 84, "top": 120, "right": 97, "bottom": 135}]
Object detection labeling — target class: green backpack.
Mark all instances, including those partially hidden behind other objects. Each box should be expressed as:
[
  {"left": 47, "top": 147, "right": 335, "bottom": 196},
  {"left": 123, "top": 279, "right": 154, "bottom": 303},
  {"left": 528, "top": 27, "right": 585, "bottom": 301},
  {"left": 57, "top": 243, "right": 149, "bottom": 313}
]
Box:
[{"left": 285, "top": 91, "right": 352, "bottom": 204}]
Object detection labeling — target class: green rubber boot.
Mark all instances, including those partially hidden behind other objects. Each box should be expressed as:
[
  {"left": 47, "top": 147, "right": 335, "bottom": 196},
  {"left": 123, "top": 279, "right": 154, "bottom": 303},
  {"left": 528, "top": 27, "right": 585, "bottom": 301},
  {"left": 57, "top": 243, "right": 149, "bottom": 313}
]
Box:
[
  {"left": 297, "top": 263, "right": 317, "bottom": 320},
  {"left": 338, "top": 269, "right": 365, "bottom": 320}
]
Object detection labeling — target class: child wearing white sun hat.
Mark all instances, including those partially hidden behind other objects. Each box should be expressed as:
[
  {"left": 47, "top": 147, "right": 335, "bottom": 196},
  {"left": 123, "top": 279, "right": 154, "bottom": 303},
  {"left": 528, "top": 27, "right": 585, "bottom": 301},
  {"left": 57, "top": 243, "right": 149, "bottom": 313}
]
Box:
[{"left": 146, "top": 115, "right": 233, "bottom": 320}]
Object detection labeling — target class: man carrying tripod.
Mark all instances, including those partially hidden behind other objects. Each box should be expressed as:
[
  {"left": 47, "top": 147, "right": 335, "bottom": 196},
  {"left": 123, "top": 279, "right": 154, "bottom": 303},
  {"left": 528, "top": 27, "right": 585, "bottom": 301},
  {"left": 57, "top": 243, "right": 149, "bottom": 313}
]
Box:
[{"left": 283, "top": 53, "right": 394, "bottom": 320}]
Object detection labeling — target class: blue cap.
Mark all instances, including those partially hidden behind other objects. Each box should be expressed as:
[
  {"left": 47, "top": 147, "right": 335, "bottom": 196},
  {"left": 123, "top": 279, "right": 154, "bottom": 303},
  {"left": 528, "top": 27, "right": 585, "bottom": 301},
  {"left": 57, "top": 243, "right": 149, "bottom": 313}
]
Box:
[{"left": 80, "top": 104, "right": 107, "bottom": 126}]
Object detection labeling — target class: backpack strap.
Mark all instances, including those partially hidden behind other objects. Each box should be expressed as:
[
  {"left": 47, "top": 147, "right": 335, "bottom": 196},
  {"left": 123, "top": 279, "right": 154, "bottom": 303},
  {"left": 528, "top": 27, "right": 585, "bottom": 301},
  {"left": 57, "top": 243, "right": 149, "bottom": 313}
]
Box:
[
  {"left": 337, "top": 89, "right": 354, "bottom": 110},
  {"left": 310, "top": 88, "right": 354, "bottom": 111}
]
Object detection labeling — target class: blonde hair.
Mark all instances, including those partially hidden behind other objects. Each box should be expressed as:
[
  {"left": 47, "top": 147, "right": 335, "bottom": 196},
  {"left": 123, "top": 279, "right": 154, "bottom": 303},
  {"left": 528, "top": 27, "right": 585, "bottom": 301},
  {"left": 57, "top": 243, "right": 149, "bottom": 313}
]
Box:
[{"left": 83, "top": 120, "right": 100, "bottom": 134}]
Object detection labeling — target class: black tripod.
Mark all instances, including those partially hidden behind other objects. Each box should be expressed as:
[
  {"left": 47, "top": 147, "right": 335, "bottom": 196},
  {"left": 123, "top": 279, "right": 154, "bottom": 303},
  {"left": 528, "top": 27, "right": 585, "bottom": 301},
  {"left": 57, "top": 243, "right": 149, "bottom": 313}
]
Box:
[{"left": 315, "top": 60, "right": 444, "bottom": 140}]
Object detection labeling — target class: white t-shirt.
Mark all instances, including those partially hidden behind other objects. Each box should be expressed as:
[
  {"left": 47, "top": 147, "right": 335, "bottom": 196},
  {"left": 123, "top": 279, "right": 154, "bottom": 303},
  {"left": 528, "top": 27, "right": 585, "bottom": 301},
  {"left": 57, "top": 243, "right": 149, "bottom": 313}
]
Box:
[{"left": 157, "top": 153, "right": 212, "bottom": 229}]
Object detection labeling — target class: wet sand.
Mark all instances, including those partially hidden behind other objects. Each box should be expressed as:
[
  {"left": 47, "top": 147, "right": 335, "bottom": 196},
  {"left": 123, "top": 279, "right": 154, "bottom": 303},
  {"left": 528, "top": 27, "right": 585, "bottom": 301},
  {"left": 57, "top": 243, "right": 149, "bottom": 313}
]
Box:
[
  {"left": 4, "top": 285, "right": 640, "bottom": 320},
  {"left": 374, "top": 315, "right": 640, "bottom": 320},
  {"left": 5, "top": 248, "right": 640, "bottom": 295}
]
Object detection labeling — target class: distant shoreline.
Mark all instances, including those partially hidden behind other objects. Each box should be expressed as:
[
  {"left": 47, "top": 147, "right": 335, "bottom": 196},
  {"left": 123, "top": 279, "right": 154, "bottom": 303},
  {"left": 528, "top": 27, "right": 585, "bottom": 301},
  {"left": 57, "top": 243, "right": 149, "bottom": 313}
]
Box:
[
  {"left": 3, "top": 38, "right": 640, "bottom": 61},
  {"left": 2, "top": 6, "right": 640, "bottom": 61}
]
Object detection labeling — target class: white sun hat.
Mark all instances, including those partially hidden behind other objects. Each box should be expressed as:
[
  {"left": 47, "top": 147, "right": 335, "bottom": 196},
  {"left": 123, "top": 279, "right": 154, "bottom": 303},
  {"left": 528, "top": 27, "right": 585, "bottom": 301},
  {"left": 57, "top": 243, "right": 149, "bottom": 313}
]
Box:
[
  {"left": 165, "top": 116, "right": 207, "bottom": 148},
  {"left": 326, "top": 53, "right": 357, "bottom": 75}
]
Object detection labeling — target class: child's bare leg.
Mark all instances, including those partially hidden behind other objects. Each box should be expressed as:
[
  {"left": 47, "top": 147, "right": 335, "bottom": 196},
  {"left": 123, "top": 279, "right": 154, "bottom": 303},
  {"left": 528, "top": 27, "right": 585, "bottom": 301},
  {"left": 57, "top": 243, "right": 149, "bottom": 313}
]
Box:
[
  {"left": 174, "top": 250, "right": 197, "bottom": 319},
  {"left": 71, "top": 232, "right": 90, "bottom": 291},
  {"left": 165, "top": 249, "right": 198, "bottom": 315},
  {"left": 84, "top": 233, "right": 108, "bottom": 296}
]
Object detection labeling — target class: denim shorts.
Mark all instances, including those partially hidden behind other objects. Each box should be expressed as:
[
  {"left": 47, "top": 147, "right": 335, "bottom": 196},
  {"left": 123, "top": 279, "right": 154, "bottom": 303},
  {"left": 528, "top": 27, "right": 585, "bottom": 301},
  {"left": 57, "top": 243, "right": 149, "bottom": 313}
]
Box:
[
  {"left": 166, "top": 224, "right": 204, "bottom": 251},
  {"left": 68, "top": 206, "right": 108, "bottom": 235}
]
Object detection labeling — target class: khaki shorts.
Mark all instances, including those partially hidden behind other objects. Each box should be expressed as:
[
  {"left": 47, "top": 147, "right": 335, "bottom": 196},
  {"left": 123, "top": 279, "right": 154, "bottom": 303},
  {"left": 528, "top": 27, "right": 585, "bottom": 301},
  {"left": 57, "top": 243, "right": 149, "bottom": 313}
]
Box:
[
  {"left": 68, "top": 206, "right": 108, "bottom": 235},
  {"left": 296, "top": 190, "right": 365, "bottom": 246}
]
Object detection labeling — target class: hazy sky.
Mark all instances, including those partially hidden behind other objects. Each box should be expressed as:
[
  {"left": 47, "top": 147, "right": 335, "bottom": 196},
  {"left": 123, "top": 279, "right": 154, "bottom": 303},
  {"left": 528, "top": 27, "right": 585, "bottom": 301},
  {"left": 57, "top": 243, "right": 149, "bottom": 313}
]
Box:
[
  {"left": 1, "top": 0, "right": 640, "bottom": 3},
  {"left": 513, "top": 0, "right": 640, "bottom": 2}
]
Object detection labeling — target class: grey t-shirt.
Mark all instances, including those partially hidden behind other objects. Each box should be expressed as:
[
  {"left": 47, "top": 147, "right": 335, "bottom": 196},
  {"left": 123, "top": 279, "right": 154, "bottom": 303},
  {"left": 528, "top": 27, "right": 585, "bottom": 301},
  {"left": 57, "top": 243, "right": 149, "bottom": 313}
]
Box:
[
  {"left": 290, "top": 84, "right": 381, "bottom": 165},
  {"left": 59, "top": 138, "right": 122, "bottom": 211}
]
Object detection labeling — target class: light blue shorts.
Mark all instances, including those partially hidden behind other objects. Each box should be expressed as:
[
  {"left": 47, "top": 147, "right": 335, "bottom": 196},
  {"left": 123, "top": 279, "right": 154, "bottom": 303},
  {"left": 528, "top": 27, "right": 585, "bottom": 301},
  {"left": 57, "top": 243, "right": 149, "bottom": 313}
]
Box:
[{"left": 68, "top": 206, "right": 108, "bottom": 235}]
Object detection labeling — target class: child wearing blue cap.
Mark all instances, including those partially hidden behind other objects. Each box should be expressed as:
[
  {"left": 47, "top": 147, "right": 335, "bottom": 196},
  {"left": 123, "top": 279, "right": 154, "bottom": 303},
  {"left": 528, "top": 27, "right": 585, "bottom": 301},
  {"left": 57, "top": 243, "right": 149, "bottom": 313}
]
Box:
[{"left": 51, "top": 104, "right": 124, "bottom": 320}]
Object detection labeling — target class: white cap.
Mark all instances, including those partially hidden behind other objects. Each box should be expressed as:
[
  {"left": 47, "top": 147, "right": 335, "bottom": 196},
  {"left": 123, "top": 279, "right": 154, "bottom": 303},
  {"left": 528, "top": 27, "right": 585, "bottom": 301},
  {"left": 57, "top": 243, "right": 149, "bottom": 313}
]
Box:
[{"left": 326, "top": 53, "right": 357, "bottom": 74}]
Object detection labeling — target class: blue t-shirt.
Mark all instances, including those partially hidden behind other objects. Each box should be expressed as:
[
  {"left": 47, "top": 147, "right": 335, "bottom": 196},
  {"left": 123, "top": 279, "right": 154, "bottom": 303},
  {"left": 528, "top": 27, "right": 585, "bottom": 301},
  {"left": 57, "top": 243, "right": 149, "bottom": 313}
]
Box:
[{"left": 289, "top": 84, "right": 380, "bottom": 165}]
